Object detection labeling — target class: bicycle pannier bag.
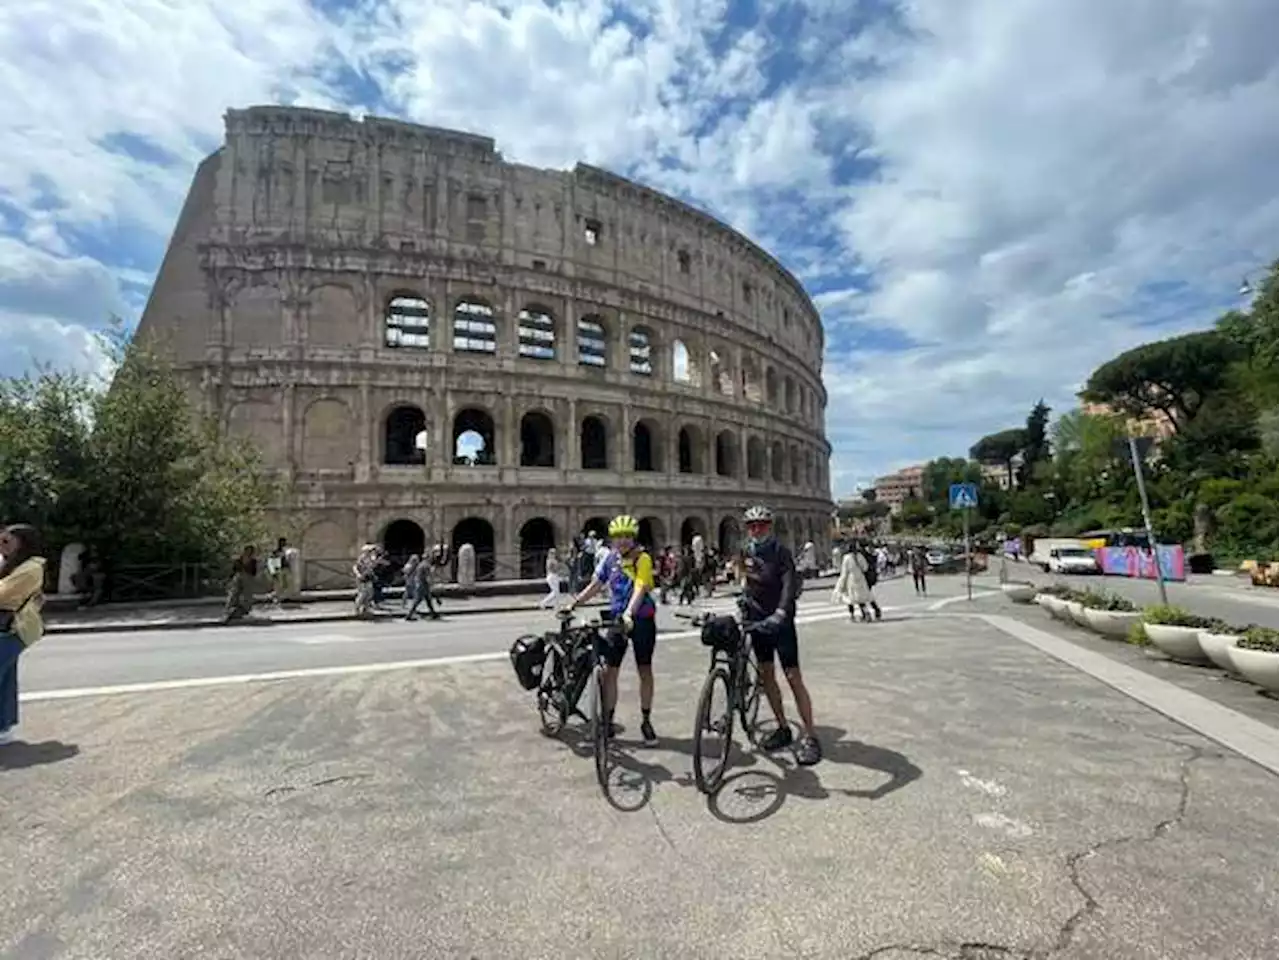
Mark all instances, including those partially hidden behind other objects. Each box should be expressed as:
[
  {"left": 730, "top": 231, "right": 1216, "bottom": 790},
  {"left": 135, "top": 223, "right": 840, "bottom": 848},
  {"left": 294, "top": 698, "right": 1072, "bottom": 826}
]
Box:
[{"left": 509, "top": 635, "right": 548, "bottom": 690}]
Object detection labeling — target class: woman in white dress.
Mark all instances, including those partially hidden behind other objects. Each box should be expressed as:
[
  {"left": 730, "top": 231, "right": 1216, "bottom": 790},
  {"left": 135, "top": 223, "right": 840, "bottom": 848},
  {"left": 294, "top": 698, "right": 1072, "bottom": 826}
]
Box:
[
  {"left": 539, "top": 547, "right": 564, "bottom": 609},
  {"left": 832, "top": 542, "right": 882, "bottom": 622}
]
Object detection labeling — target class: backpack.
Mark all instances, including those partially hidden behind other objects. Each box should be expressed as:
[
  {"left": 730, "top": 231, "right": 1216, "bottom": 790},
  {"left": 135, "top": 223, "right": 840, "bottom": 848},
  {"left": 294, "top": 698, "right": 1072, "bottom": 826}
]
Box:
[{"left": 861, "top": 548, "right": 879, "bottom": 588}]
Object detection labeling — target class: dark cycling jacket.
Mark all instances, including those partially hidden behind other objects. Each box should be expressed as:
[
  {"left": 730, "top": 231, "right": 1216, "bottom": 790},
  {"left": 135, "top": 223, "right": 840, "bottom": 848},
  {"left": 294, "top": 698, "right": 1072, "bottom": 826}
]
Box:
[{"left": 742, "top": 538, "right": 798, "bottom": 621}]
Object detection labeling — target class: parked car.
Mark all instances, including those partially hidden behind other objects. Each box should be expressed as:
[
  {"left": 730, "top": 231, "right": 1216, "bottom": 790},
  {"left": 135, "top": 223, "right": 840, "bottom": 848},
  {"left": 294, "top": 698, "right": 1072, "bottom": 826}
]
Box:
[{"left": 1047, "top": 546, "right": 1100, "bottom": 575}]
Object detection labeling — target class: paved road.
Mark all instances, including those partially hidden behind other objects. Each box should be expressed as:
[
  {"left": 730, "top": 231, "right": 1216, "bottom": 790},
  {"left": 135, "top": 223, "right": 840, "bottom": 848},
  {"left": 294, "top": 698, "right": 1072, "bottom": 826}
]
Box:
[
  {"left": 20, "top": 575, "right": 985, "bottom": 693},
  {"left": 2, "top": 607, "right": 1274, "bottom": 959}
]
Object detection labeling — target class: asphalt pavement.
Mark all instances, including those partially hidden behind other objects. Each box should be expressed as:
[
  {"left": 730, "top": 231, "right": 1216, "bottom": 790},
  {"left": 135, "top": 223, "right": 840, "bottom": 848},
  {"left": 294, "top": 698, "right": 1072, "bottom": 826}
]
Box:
[
  {"left": 18, "top": 576, "right": 978, "bottom": 693},
  {"left": 2, "top": 590, "right": 1275, "bottom": 960}
]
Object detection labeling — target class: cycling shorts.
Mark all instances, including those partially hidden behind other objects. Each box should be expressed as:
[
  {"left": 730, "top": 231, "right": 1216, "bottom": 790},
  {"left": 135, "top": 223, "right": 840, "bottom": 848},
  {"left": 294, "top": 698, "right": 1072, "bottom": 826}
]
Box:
[
  {"left": 750, "top": 619, "right": 799, "bottom": 671},
  {"left": 597, "top": 616, "right": 658, "bottom": 668}
]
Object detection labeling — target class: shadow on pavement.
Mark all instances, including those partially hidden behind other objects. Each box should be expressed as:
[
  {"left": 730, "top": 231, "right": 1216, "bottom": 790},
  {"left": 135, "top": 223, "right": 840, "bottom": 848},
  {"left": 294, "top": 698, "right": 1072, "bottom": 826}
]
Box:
[
  {"left": 706, "top": 724, "right": 923, "bottom": 825},
  {"left": 0, "top": 740, "right": 80, "bottom": 770}
]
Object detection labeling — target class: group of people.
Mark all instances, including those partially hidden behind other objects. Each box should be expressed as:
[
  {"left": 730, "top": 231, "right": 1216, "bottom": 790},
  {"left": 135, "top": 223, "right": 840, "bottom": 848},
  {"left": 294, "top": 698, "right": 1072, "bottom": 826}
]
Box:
[
  {"left": 558, "top": 506, "right": 823, "bottom": 767},
  {"left": 353, "top": 542, "right": 451, "bottom": 620}
]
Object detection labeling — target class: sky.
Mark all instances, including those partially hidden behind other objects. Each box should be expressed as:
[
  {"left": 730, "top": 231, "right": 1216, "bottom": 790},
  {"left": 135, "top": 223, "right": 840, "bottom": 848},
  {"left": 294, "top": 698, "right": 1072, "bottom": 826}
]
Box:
[{"left": 1, "top": 0, "right": 1276, "bottom": 497}]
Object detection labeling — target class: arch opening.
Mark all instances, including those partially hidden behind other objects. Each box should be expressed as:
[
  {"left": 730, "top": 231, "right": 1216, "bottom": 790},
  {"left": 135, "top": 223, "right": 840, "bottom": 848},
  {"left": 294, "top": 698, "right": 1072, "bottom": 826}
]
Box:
[
  {"left": 577, "top": 314, "right": 608, "bottom": 367},
  {"left": 518, "top": 518, "right": 557, "bottom": 578},
  {"left": 765, "top": 367, "right": 779, "bottom": 405},
  {"left": 581, "top": 517, "right": 609, "bottom": 541},
  {"left": 638, "top": 516, "right": 665, "bottom": 552},
  {"left": 784, "top": 376, "right": 797, "bottom": 413},
  {"left": 451, "top": 517, "right": 496, "bottom": 581},
  {"left": 519, "top": 411, "right": 556, "bottom": 468},
  {"left": 672, "top": 339, "right": 697, "bottom": 385},
  {"left": 746, "top": 436, "right": 766, "bottom": 480},
  {"left": 454, "top": 299, "right": 497, "bottom": 354},
  {"left": 385, "top": 295, "right": 431, "bottom": 350},
  {"left": 633, "top": 420, "right": 660, "bottom": 472},
  {"left": 680, "top": 517, "right": 707, "bottom": 546},
  {"left": 718, "top": 516, "right": 741, "bottom": 555},
  {"left": 629, "top": 327, "right": 653, "bottom": 375},
  {"left": 741, "top": 356, "right": 762, "bottom": 403},
  {"left": 770, "top": 441, "right": 786, "bottom": 482},
  {"left": 383, "top": 405, "right": 428, "bottom": 466},
  {"left": 382, "top": 518, "right": 426, "bottom": 565},
  {"left": 678, "top": 425, "right": 704, "bottom": 474},
  {"left": 715, "top": 431, "right": 738, "bottom": 478},
  {"left": 453, "top": 408, "right": 496, "bottom": 466},
  {"left": 581, "top": 416, "right": 609, "bottom": 470},
  {"left": 517, "top": 304, "right": 556, "bottom": 361}
]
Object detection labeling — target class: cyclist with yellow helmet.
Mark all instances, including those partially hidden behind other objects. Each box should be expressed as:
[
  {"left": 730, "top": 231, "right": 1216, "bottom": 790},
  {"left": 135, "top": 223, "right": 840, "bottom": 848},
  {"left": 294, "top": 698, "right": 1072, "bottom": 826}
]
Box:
[{"left": 564, "top": 514, "right": 659, "bottom": 745}]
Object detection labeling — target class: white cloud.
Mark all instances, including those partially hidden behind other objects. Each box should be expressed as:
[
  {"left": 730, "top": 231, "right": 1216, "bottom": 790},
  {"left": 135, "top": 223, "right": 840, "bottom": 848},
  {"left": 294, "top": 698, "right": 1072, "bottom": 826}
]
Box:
[{"left": 0, "top": 0, "right": 1274, "bottom": 499}]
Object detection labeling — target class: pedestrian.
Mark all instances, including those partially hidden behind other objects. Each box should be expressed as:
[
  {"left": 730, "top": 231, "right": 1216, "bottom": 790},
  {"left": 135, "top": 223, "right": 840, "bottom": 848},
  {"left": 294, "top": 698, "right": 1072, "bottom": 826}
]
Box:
[
  {"left": 402, "top": 554, "right": 422, "bottom": 609},
  {"left": 405, "top": 552, "right": 439, "bottom": 621},
  {"left": 832, "top": 540, "right": 881, "bottom": 622},
  {"left": 223, "top": 545, "right": 258, "bottom": 623},
  {"left": 910, "top": 545, "right": 928, "bottom": 596},
  {"left": 539, "top": 547, "right": 563, "bottom": 609},
  {"left": 0, "top": 524, "right": 47, "bottom": 745}
]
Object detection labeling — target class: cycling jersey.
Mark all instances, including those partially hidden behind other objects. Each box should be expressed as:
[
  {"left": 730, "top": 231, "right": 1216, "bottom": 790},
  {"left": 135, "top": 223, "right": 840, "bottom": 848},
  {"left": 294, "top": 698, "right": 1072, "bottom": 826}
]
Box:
[
  {"left": 742, "top": 537, "right": 798, "bottom": 620},
  {"left": 594, "top": 548, "right": 657, "bottom": 619}
]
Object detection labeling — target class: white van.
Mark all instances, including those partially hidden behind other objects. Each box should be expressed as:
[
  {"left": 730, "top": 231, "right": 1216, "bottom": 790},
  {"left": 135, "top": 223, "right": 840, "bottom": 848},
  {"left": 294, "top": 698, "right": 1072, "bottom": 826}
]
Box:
[{"left": 1029, "top": 538, "right": 1096, "bottom": 573}]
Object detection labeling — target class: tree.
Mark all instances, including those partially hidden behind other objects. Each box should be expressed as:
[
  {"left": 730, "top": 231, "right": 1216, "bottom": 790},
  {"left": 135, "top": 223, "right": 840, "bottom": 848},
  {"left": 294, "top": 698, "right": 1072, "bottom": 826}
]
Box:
[
  {"left": 0, "top": 324, "right": 282, "bottom": 576},
  {"left": 969, "top": 428, "right": 1027, "bottom": 489},
  {"left": 860, "top": 487, "right": 878, "bottom": 503},
  {"left": 1022, "top": 400, "right": 1052, "bottom": 466},
  {"left": 1080, "top": 330, "right": 1241, "bottom": 433}
]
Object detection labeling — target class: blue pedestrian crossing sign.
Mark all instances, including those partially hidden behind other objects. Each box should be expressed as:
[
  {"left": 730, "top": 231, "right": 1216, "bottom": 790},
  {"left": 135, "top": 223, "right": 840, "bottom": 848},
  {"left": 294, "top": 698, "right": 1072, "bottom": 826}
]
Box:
[{"left": 949, "top": 482, "right": 979, "bottom": 510}]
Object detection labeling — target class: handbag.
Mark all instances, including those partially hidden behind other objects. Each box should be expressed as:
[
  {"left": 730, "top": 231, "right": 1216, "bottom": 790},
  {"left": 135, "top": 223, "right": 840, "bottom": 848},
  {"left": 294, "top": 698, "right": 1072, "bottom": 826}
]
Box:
[{"left": 0, "top": 593, "right": 33, "bottom": 635}]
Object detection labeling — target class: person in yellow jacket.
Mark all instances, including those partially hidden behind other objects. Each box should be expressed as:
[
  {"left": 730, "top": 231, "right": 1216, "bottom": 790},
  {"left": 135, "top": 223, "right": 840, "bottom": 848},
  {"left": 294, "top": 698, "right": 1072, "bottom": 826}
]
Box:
[{"left": 0, "top": 524, "right": 46, "bottom": 744}]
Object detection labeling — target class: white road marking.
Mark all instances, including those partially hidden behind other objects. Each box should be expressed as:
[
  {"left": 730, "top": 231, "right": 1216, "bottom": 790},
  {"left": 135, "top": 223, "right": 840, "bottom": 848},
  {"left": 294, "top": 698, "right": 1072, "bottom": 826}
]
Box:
[
  {"left": 20, "top": 607, "right": 893, "bottom": 702},
  {"left": 927, "top": 591, "right": 998, "bottom": 611}
]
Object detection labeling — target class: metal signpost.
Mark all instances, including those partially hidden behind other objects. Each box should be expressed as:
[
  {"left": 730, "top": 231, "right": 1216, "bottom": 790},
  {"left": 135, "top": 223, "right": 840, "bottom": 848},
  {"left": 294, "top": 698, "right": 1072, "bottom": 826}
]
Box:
[
  {"left": 949, "top": 482, "right": 979, "bottom": 601},
  {"left": 1127, "top": 434, "right": 1170, "bottom": 607}
]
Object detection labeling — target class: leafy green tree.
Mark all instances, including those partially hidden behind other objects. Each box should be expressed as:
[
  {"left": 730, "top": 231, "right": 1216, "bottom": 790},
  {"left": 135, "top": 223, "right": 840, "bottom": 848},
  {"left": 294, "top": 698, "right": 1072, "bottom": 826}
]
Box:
[
  {"left": 0, "top": 325, "right": 282, "bottom": 576},
  {"left": 1081, "top": 330, "right": 1241, "bottom": 433},
  {"left": 1020, "top": 400, "right": 1052, "bottom": 483},
  {"left": 968, "top": 428, "right": 1026, "bottom": 489}
]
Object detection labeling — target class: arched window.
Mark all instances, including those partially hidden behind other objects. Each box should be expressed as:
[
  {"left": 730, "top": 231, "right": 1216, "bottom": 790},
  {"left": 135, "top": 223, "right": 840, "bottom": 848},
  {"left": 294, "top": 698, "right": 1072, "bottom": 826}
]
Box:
[
  {"left": 577, "top": 315, "right": 607, "bottom": 367},
  {"left": 453, "top": 299, "right": 497, "bottom": 353},
  {"left": 517, "top": 305, "right": 556, "bottom": 360},
  {"left": 629, "top": 327, "right": 653, "bottom": 375},
  {"left": 385, "top": 295, "right": 431, "bottom": 349}
]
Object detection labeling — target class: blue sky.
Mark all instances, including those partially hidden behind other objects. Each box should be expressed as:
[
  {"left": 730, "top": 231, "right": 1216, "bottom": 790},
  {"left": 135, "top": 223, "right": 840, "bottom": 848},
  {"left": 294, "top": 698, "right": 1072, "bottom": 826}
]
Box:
[{"left": 1, "top": 0, "right": 1277, "bottom": 496}]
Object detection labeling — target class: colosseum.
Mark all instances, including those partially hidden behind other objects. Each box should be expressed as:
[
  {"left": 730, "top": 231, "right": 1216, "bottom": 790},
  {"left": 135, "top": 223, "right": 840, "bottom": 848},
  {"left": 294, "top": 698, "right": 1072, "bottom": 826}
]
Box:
[{"left": 136, "top": 106, "right": 834, "bottom": 586}]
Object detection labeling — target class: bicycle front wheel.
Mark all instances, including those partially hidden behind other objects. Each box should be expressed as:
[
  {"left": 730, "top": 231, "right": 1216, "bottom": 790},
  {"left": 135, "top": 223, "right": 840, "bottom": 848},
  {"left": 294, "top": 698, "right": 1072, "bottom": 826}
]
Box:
[
  {"left": 589, "top": 664, "right": 611, "bottom": 795},
  {"left": 537, "top": 651, "right": 564, "bottom": 736},
  {"left": 692, "top": 665, "right": 734, "bottom": 794}
]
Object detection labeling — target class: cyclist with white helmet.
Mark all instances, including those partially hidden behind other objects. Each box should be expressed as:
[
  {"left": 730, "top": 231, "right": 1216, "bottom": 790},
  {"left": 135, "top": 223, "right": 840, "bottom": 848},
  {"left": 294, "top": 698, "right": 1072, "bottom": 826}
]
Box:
[
  {"left": 564, "top": 514, "right": 659, "bottom": 746},
  {"left": 739, "top": 504, "right": 822, "bottom": 766}
]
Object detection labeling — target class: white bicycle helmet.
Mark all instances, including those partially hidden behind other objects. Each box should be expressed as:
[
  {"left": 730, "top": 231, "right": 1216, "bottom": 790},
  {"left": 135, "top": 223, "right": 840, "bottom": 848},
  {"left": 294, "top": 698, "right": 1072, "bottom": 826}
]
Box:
[{"left": 743, "top": 505, "right": 774, "bottom": 524}]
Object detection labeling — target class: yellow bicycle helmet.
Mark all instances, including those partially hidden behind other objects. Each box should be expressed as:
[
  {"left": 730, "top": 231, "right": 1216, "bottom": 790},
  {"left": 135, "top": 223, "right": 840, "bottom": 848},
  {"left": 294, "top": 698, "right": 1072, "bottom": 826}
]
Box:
[{"left": 608, "top": 514, "right": 639, "bottom": 538}]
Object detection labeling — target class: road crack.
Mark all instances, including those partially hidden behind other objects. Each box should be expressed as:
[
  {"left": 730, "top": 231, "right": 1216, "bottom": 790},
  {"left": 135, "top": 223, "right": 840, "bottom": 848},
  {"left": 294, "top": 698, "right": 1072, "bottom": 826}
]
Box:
[
  {"left": 264, "top": 772, "right": 373, "bottom": 798},
  {"left": 1049, "top": 743, "right": 1204, "bottom": 955},
  {"left": 853, "top": 744, "right": 1205, "bottom": 960}
]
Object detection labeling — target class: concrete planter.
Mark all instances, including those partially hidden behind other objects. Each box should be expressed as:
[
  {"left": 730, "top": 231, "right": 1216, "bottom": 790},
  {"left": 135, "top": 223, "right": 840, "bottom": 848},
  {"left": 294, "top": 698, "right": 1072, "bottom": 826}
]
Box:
[
  {"left": 1002, "top": 583, "right": 1038, "bottom": 604},
  {"left": 1226, "top": 646, "right": 1280, "bottom": 694},
  {"left": 1086, "top": 608, "right": 1142, "bottom": 640},
  {"left": 1038, "top": 595, "right": 1065, "bottom": 620},
  {"left": 1146, "top": 623, "right": 1212, "bottom": 665},
  {"left": 1066, "top": 601, "right": 1092, "bottom": 629},
  {"left": 1198, "top": 631, "right": 1242, "bottom": 674}
]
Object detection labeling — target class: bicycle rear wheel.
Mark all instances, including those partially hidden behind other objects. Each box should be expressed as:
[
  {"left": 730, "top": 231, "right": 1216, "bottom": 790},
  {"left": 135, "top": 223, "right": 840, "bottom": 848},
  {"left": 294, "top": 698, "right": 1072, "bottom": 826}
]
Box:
[
  {"left": 692, "top": 665, "right": 734, "bottom": 794},
  {"left": 589, "top": 664, "right": 611, "bottom": 795}
]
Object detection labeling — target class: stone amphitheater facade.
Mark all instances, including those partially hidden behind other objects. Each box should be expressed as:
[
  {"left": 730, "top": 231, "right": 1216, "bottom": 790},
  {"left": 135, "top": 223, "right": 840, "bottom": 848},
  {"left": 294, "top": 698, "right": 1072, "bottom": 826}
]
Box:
[{"left": 136, "top": 106, "right": 834, "bottom": 586}]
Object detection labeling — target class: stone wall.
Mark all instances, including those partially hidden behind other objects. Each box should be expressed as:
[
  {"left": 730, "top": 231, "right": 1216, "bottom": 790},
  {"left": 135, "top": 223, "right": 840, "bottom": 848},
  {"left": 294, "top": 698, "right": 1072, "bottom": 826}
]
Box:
[{"left": 136, "top": 106, "right": 836, "bottom": 583}]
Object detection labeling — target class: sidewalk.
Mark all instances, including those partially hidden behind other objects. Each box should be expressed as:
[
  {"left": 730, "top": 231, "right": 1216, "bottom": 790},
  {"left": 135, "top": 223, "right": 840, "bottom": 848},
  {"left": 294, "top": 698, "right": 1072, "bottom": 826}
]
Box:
[{"left": 44, "top": 572, "right": 840, "bottom": 635}]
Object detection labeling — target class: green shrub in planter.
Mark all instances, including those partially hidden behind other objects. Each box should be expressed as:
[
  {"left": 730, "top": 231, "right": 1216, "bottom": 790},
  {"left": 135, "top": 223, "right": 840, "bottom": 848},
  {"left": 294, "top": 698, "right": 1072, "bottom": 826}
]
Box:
[
  {"left": 1039, "top": 584, "right": 1074, "bottom": 598},
  {"left": 1127, "top": 621, "right": 1151, "bottom": 646},
  {"left": 1142, "top": 605, "right": 1218, "bottom": 629},
  {"left": 1078, "top": 589, "right": 1136, "bottom": 612},
  {"left": 1238, "top": 627, "right": 1279, "bottom": 653}
]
